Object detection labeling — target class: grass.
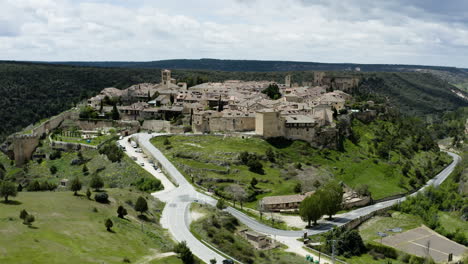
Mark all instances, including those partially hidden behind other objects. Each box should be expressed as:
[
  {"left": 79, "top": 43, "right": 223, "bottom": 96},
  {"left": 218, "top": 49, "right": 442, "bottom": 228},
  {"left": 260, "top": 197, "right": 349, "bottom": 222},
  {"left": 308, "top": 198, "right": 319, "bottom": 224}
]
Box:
[
  {"left": 7, "top": 140, "right": 158, "bottom": 191},
  {"left": 190, "top": 203, "right": 305, "bottom": 264},
  {"left": 358, "top": 211, "right": 424, "bottom": 242},
  {"left": 151, "top": 120, "right": 450, "bottom": 208},
  {"left": 149, "top": 256, "right": 183, "bottom": 264},
  {"left": 438, "top": 211, "right": 468, "bottom": 238},
  {"left": 0, "top": 189, "right": 174, "bottom": 264},
  {"left": 52, "top": 134, "right": 112, "bottom": 146}
]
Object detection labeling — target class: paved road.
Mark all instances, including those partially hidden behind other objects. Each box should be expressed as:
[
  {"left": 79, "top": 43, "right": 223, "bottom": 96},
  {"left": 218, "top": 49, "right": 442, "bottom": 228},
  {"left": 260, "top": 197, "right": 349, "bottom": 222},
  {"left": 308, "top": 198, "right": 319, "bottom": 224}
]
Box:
[{"left": 124, "top": 133, "right": 461, "bottom": 262}]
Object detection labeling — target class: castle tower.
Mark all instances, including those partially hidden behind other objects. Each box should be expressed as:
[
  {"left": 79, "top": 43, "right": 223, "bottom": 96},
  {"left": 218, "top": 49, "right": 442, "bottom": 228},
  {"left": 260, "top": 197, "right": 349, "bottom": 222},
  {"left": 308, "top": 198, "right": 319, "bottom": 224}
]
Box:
[
  {"left": 285, "top": 74, "right": 291, "bottom": 88},
  {"left": 161, "top": 69, "right": 171, "bottom": 87},
  {"left": 255, "top": 110, "right": 282, "bottom": 138},
  {"left": 313, "top": 72, "right": 325, "bottom": 86}
]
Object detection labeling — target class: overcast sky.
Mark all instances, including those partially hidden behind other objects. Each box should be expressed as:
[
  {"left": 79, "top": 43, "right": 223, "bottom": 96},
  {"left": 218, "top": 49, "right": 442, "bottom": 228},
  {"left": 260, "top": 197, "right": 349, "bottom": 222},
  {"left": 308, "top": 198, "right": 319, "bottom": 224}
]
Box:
[{"left": 1, "top": 0, "right": 468, "bottom": 67}]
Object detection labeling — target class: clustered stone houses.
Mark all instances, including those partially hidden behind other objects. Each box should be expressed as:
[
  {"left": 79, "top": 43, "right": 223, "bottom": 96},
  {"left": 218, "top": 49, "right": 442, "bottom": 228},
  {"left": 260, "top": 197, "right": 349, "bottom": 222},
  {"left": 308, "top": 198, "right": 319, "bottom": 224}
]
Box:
[{"left": 87, "top": 70, "right": 359, "bottom": 145}]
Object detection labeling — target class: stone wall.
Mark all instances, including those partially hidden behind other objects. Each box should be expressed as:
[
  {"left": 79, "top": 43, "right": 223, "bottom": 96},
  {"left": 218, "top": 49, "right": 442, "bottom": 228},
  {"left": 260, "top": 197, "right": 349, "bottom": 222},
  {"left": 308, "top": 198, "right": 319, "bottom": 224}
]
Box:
[{"left": 142, "top": 120, "right": 171, "bottom": 132}]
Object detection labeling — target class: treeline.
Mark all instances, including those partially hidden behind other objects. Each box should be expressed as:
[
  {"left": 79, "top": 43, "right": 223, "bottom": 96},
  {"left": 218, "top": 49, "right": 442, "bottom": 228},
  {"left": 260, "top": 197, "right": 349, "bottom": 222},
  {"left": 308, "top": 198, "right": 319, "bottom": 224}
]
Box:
[
  {"left": 0, "top": 62, "right": 160, "bottom": 141},
  {"left": 1, "top": 61, "right": 466, "bottom": 141}
]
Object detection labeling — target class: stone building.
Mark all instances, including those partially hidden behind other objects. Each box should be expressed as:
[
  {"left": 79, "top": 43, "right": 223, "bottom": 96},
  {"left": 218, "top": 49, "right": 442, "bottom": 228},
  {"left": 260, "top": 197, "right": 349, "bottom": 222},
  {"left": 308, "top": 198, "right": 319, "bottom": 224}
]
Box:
[{"left": 260, "top": 192, "right": 315, "bottom": 212}]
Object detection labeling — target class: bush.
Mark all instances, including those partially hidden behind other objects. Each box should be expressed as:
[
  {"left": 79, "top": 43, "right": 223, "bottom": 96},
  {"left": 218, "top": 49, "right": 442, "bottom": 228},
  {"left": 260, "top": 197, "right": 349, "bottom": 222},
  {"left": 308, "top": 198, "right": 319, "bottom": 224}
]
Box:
[
  {"left": 94, "top": 192, "right": 109, "bottom": 203},
  {"left": 133, "top": 177, "right": 162, "bottom": 192},
  {"left": 366, "top": 243, "right": 398, "bottom": 259},
  {"left": 50, "top": 165, "right": 57, "bottom": 174},
  {"left": 49, "top": 150, "right": 62, "bottom": 160},
  {"left": 98, "top": 142, "right": 123, "bottom": 163},
  {"left": 135, "top": 196, "right": 148, "bottom": 215},
  {"left": 247, "top": 159, "right": 263, "bottom": 174},
  {"left": 216, "top": 199, "right": 226, "bottom": 210}
]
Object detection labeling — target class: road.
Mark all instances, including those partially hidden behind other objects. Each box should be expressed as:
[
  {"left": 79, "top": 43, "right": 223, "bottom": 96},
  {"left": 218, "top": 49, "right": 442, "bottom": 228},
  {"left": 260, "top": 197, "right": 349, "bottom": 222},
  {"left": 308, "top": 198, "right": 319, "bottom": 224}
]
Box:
[{"left": 121, "top": 133, "right": 461, "bottom": 263}]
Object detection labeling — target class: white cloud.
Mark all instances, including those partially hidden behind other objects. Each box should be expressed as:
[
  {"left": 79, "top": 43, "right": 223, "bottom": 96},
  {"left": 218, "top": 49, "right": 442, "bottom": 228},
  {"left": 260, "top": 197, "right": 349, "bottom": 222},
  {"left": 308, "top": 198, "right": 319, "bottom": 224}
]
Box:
[{"left": 0, "top": 0, "right": 467, "bottom": 67}]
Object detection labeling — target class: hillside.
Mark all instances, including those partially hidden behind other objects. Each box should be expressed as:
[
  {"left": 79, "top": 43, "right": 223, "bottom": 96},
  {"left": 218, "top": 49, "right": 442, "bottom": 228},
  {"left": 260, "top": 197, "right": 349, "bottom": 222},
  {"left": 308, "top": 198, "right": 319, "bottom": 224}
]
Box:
[
  {"left": 0, "top": 61, "right": 466, "bottom": 142},
  {"left": 0, "top": 189, "right": 179, "bottom": 264},
  {"left": 0, "top": 62, "right": 160, "bottom": 141},
  {"left": 45, "top": 59, "right": 468, "bottom": 73}
]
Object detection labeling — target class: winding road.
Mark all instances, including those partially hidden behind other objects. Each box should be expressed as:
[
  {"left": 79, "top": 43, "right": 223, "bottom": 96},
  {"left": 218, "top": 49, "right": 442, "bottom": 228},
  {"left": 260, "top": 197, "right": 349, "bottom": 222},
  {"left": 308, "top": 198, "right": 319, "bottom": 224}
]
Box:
[{"left": 119, "top": 133, "right": 461, "bottom": 264}]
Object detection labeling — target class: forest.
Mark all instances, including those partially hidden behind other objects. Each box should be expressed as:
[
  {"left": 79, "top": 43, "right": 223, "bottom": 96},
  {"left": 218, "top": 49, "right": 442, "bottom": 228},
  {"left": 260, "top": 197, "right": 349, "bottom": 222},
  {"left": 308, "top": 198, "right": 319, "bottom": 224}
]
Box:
[{"left": 0, "top": 61, "right": 466, "bottom": 141}]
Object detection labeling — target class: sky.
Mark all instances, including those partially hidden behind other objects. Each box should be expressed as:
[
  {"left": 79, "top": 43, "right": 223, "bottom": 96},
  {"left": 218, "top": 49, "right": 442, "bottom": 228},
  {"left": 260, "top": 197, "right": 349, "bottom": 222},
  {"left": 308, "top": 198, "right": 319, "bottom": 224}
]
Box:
[{"left": 1, "top": 0, "right": 468, "bottom": 67}]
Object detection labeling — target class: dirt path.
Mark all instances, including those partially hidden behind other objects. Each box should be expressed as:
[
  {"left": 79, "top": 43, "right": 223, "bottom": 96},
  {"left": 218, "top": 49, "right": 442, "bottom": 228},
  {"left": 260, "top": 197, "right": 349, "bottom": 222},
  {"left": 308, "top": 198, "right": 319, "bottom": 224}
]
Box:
[{"left": 135, "top": 250, "right": 177, "bottom": 264}]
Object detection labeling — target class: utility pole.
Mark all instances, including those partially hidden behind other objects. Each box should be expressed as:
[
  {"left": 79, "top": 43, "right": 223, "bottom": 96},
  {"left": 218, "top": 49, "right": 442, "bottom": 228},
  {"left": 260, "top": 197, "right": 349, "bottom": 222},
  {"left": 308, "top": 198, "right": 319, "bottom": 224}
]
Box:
[
  {"left": 331, "top": 239, "right": 336, "bottom": 264},
  {"left": 425, "top": 240, "right": 431, "bottom": 263}
]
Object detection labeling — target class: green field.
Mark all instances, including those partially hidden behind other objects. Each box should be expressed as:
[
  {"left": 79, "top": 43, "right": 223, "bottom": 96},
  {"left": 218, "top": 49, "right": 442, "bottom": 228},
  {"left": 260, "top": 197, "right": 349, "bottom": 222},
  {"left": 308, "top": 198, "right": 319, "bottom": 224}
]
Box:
[
  {"left": 190, "top": 203, "right": 304, "bottom": 264},
  {"left": 438, "top": 212, "right": 468, "bottom": 239},
  {"left": 151, "top": 120, "right": 450, "bottom": 208},
  {"left": 0, "top": 189, "right": 176, "bottom": 264}
]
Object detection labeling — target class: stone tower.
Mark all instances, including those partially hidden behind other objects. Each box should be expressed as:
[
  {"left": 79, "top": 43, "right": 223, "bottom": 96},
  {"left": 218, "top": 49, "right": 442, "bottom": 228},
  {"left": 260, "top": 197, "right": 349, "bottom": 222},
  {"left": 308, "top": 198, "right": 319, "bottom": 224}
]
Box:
[
  {"left": 255, "top": 110, "right": 282, "bottom": 138},
  {"left": 313, "top": 72, "right": 325, "bottom": 86},
  {"left": 285, "top": 74, "right": 291, "bottom": 88},
  {"left": 161, "top": 69, "right": 171, "bottom": 87}
]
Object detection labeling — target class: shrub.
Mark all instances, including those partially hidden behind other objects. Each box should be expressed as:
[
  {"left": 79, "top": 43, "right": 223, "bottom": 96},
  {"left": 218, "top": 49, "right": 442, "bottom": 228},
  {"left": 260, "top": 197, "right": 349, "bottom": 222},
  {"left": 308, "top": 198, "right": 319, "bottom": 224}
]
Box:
[
  {"left": 49, "top": 150, "right": 62, "bottom": 160},
  {"left": 133, "top": 177, "right": 162, "bottom": 192},
  {"left": 216, "top": 199, "right": 226, "bottom": 210},
  {"left": 366, "top": 243, "right": 398, "bottom": 259},
  {"left": 247, "top": 159, "right": 263, "bottom": 174},
  {"left": 117, "top": 205, "right": 128, "bottom": 218},
  {"left": 50, "top": 165, "right": 57, "bottom": 174},
  {"left": 94, "top": 192, "right": 109, "bottom": 203}
]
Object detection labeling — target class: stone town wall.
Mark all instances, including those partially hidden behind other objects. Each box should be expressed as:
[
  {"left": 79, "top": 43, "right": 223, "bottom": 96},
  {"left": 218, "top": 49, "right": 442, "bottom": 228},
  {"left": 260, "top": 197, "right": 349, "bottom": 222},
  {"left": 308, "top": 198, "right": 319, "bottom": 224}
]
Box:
[
  {"left": 142, "top": 120, "right": 171, "bottom": 133},
  {"left": 11, "top": 111, "right": 73, "bottom": 166}
]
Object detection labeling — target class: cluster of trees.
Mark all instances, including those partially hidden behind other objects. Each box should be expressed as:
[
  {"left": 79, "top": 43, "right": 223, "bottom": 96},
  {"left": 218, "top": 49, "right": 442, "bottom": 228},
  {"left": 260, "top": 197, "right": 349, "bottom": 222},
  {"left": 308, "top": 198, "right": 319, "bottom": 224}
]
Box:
[
  {"left": 27, "top": 180, "right": 57, "bottom": 191},
  {"left": 261, "top": 83, "right": 281, "bottom": 100},
  {"left": 398, "top": 181, "right": 467, "bottom": 245},
  {"left": 299, "top": 181, "right": 343, "bottom": 226},
  {"left": 98, "top": 141, "right": 124, "bottom": 162},
  {"left": 133, "top": 177, "right": 163, "bottom": 192},
  {"left": 321, "top": 227, "right": 366, "bottom": 258},
  {"left": 238, "top": 151, "right": 264, "bottom": 174}
]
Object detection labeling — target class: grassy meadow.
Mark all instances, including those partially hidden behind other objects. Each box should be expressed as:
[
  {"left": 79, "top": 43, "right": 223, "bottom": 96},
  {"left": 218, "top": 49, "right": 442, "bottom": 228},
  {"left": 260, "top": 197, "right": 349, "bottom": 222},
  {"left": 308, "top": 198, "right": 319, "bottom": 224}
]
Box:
[{"left": 0, "top": 189, "right": 178, "bottom": 264}]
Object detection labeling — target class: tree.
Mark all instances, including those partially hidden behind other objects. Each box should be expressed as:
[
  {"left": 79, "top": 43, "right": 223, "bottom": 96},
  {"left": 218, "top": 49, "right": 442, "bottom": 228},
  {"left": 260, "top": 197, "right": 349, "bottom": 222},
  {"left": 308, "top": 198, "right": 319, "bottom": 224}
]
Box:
[
  {"left": 250, "top": 177, "right": 258, "bottom": 188},
  {"left": 261, "top": 84, "right": 281, "bottom": 100},
  {"left": 111, "top": 105, "right": 120, "bottom": 120},
  {"left": 299, "top": 194, "right": 324, "bottom": 226},
  {"left": 50, "top": 165, "right": 57, "bottom": 175},
  {"left": 86, "top": 188, "right": 92, "bottom": 199},
  {"left": 247, "top": 159, "right": 263, "bottom": 174},
  {"left": 174, "top": 241, "right": 194, "bottom": 264},
  {"left": 226, "top": 184, "right": 247, "bottom": 209},
  {"left": 210, "top": 258, "right": 217, "bottom": 264},
  {"left": 0, "top": 181, "right": 18, "bottom": 202},
  {"left": 294, "top": 183, "right": 302, "bottom": 193},
  {"left": 163, "top": 138, "right": 170, "bottom": 145},
  {"left": 318, "top": 181, "right": 343, "bottom": 220},
  {"left": 70, "top": 177, "right": 82, "bottom": 196},
  {"left": 135, "top": 196, "right": 148, "bottom": 215},
  {"left": 105, "top": 218, "right": 113, "bottom": 231},
  {"left": 117, "top": 205, "right": 128, "bottom": 218},
  {"left": 90, "top": 175, "right": 104, "bottom": 191},
  {"left": 216, "top": 199, "right": 226, "bottom": 210},
  {"left": 82, "top": 164, "right": 89, "bottom": 175}
]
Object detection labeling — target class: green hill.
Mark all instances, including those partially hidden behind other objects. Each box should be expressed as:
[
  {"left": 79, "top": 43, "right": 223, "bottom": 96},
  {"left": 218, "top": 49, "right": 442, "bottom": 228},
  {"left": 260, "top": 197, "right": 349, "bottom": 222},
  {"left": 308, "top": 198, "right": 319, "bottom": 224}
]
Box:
[{"left": 0, "top": 190, "right": 179, "bottom": 264}]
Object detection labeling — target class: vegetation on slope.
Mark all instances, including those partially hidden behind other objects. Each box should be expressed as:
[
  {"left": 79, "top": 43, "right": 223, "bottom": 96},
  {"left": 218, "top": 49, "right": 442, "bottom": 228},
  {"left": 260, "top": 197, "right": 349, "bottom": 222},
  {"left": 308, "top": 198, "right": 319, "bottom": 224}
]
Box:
[
  {"left": 190, "top": 203, "right": 304, "bottom": 264},
  {"left": 0, "top": 189, "right": 175, "bottom": 264},
  {"left": 0, "top": 61, "right": 160, "bottom": 141},
  {"left": 152, "top": 114, "right": 450, "bottom": 208},
  {"left": 0, "top": 139, "right": 162, "bottom": 193}
]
